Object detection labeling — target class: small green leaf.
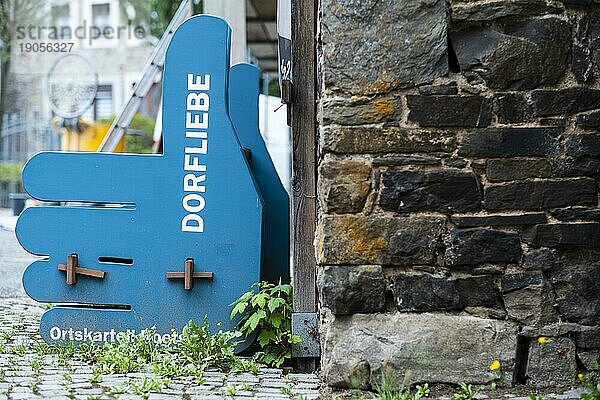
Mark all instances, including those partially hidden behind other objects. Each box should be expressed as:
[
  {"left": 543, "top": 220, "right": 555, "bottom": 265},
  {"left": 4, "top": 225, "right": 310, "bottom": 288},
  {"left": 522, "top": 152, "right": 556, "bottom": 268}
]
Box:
[
  {"left": 259, "top": 281, "right": 275, "bottom": 290},
  {"left": 257, "top": 330, "right": 276, "bottom": 346},
  {"left": 289, "top": 335, "right": 302, "bottom": 344},
  {"left": 229, "top": 291, "right": 253, "bottom": 307},
  {"left": 246, "top": 310, "right": 267, "bottom": 331},
  {"left": 272, "top": 284, "right": 292, "bottom": 296},
  {"left": 267, "top": 297, "right": 286, "bottom": 313},
  {"left": 230, "top": 302, "right": 248, "bottom": 319},
  {"left": 261, "top": 351, "right": 278, "bottom": 365},
  {"left": 268, "top": 313, "right": 284, "bottom": 329},
  {"left": 251, "top": 292, "right": 268, "bottom": 308}
]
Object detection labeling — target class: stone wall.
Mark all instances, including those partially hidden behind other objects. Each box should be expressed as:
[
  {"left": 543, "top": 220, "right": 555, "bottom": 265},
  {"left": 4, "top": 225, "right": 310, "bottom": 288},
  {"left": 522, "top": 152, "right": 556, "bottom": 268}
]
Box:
[{"left": 317, "top": 0, "right": 600, "bottom": 390}]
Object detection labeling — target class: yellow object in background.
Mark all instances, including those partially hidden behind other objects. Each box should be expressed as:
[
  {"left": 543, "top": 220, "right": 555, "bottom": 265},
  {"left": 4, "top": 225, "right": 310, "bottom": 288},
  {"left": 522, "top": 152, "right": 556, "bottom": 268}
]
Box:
[{"left": 53, "top": 117, "right": 126, "bottom": 152}]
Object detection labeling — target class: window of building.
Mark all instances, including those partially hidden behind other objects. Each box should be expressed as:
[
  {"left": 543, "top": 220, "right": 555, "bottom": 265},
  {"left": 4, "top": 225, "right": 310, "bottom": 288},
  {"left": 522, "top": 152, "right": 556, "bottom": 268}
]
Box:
[
  {"left": 92, "top": 3, "right": 111, "bottom": 32},
  {"left": 81, "top": 85, "right": 113, "bottom": 121},
  {"left": 95, "top": 84, "right": 113, "bottom": 120},
  {"left": 51, "top": 4, "right": 70, "bottom": 39}
]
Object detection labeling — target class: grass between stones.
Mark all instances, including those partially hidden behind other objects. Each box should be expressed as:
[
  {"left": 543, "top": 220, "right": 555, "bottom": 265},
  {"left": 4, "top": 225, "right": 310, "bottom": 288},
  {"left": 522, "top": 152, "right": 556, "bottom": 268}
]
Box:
[
  {"left": 338, "top": 370, "right": 600, "bottom": 400},
  {"left": 0, "top": 319, "right": 261, "bottom": 399},
  {"left": 0, "top": 283, "right": 317, "bottom": 398}
]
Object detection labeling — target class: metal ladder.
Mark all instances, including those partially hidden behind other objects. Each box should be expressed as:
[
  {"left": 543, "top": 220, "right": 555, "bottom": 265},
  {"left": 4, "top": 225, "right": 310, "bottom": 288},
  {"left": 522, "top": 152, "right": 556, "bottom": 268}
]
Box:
[{"left": 98, "top": 0, "right": 192, "bottom": 152}]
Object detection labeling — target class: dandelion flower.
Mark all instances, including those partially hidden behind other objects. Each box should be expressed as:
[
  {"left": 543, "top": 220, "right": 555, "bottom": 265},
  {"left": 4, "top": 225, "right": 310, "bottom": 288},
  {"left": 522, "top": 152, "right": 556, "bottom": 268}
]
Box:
[
  {"left": 578, "top": 373, "right": 585, "bottom": 381},
  {"left": 538, "top": 337, "right": 548, "bottom": 344},
  {"left": 490, "top": 360, "right": 501, "bottom": 371}
]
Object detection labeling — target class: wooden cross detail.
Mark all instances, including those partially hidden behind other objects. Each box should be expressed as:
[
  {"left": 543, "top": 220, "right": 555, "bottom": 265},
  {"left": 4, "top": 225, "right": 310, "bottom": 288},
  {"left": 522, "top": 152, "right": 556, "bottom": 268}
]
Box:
[
  {"left": 166, "top": 258, "right": 213, "bottom": 290},
  {"left": 58, "top": 253, "right": 106, "bottom": 285}
]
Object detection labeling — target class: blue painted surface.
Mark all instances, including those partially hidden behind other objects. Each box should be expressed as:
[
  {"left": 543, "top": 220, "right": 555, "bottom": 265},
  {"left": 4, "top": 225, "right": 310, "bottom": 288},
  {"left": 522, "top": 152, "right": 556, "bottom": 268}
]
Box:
[
  {"left": 229, "top": 63, "right": 290, "bottom": 284},
  {"left": 16, "top": 15, "right": 263, "bottom": 347}
]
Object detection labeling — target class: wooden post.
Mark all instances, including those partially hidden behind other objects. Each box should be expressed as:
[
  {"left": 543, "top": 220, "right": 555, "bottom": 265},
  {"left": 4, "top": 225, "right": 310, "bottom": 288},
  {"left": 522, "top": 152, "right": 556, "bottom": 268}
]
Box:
[
  {"left": 184, "top": 258, "right": 194, "bottom": 290},
  {"left": 66, "top": 253, "right": 77, "bottom": 285},
  {"left": 166, "top": 259, "right": 213, "bottom": 290},
  {"left": 58, "top": 255, "right": 106, "bottom": 283},
  {"left": 291, "top": 0, "right": 319, "bottom": 370}
]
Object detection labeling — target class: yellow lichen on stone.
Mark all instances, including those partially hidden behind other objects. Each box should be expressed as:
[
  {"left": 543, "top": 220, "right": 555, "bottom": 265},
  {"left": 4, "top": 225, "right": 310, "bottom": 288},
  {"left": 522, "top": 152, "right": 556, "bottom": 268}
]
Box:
[
  {"left": 374, "top": 99, "right": 395, "bottom": 118},
  {"left": 341, "top": 216, "right": 388, "bottom": 262},
  {"left": 363, "top": 80, "right": 394, "bottom": 95}
]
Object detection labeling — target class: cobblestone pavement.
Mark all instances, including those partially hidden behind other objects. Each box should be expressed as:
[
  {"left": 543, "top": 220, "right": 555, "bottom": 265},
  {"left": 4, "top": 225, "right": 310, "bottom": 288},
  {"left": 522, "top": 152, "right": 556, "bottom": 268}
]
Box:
[{"left": 0, "top": 208, "right": 322, "bottom": 399}]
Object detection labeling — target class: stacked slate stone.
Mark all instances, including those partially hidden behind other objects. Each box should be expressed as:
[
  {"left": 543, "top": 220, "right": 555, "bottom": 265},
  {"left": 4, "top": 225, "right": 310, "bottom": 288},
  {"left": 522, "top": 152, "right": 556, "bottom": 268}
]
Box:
[{"left": 317, "top": 0, "right": 600, "bottom": 391}]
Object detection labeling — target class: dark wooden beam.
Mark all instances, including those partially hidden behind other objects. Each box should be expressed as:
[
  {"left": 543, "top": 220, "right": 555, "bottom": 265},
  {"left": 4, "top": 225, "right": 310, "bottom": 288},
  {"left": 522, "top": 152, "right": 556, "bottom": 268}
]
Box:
[
  {"left": 247, "top": 17, "right": 277, "bottom": 23},
  {"left": 291, "top": 0, "right": 318, "bottom": 370},
  {"left": 247, "top": 39, "right": 278, "bottom": 44}
]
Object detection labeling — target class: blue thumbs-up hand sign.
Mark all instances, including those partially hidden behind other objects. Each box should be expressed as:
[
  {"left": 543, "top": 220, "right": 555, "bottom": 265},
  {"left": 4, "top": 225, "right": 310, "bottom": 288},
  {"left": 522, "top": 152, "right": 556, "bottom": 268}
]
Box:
[{"left": 16, "top": 16, "right": 263, "bottom": 346}]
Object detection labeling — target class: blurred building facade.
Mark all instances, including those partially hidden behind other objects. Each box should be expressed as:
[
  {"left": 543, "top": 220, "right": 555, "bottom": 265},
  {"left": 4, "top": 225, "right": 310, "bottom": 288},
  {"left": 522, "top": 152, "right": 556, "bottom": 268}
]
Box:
[{"left": 1, "top": 0, "right": 155, "bottom": 162}]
